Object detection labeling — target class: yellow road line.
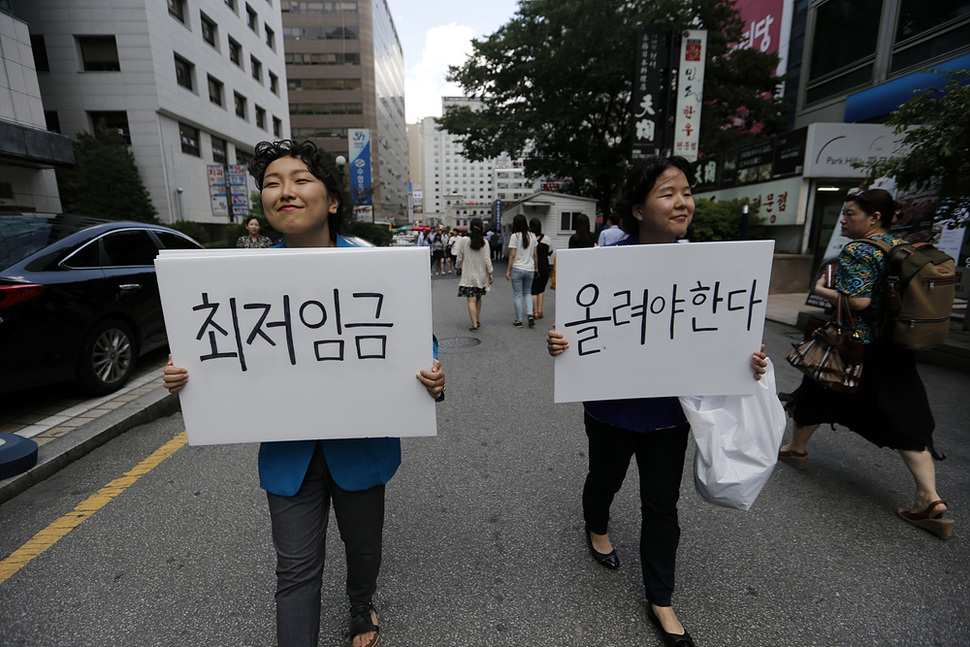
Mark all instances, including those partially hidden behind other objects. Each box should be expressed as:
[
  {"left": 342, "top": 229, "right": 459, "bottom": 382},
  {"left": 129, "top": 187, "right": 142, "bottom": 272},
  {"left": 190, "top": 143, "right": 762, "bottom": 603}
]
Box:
[{"left": 0, "top": 431, "right": 187, "bottom": 585}]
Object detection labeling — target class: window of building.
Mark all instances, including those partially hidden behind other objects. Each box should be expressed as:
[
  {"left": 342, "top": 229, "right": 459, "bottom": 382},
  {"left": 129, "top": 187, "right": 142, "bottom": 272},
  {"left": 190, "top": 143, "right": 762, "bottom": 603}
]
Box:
[
  {"left": 201, "top": 13, "right": 217, "bottom": 47},
  {"left": 269, "top": 71, "right": 279, "bottom": 94},
  {"left": 179, "top": 122, "right": 201, "bottom": 156},
  {"left": 282, "top": 25, "right": 360, "bottom": 40},
  {"left": 805, "top": 0, "right": 881, "bottom": 103},
  {"left": 212, "top": 136, "right": 228, "bottom": 164},
  {"left": 77, "top": 36, "right": 121, "bottom": 71},
  {"left": 174, "top": 54, "right": 194, "bottom": 90},
  {"left": 44, "top": 111, "right": 61, "bottom": 133},
  {"left": 273, "top": 116, "right": 282, "bottom": 137},
  {"left": 255, "top": 105, "right": 266, "bottom": 129},
  {"left": 90, "top": 111, "right": 131, "bottom": 144},
  {"left": 228, "top": 37, "right": 242, "bottom": 66},
  {"left": 283, "top": 51, "right": 360, "bottom": 65},
  {"left": 282, "top": 1, "right": 359, "bottom": 13},
  {"left": 224, "top": 0, "right": 236, "bottom": 10},
  {"left": 30, "top": 35, "right": 50, "bottom": 72},
  {"left": 891, "top": 0, "right": 970, "bottom": 74},
  {"left": 246, "top": 4, "right": 258, "bottom": 31},
  {"left": 265, "top": 25, "right": 276, "bottom": 50},
  {"left": 287, "top": 77, "right": 362, "bottom": 91},
  {"left": 168, "top": 0, "right": 185, "bottom": 23},
  {"left": 234, "top": 92, "right": 247, "bottom": 119},
  {"left": 251, "top": 56, "right": 262, "bottom": 81},
  {"left": 208, "top": 75, "right": 224, "bottom": 105},
  {"left": 236, "top": 149, "right": 252, "bottom": 166},
  {"left": 560, "top": 212, "right": 586, "bottom": 232}
]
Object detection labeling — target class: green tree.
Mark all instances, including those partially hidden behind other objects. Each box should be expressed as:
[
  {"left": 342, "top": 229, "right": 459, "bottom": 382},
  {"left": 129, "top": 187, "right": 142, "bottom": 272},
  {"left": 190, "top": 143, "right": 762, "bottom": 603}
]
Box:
[
  {"left": 858, "top": 69, "right": 970, "bottom": 227},
  {"left": 438, "top": 0, "right": 788, "bottom": 215},
  {"left": 59, "top": 124, "right": 158, "bottom": 222},
  {"left": 688, "top": 198, "right": 765, "bottom": 242}
]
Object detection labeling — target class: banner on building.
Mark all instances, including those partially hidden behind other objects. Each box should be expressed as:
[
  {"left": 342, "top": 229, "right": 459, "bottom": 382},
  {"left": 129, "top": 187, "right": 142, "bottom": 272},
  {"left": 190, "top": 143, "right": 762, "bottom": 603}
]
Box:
[
  {"left": 630, "top": 29, "right": 667, "bottom": 159},
  {"left": 228, "top": 164, "right": 250, "bottom": 220},
  {"left": 207, "top": 165, "right": 229, "bottom": 218},
  {"left": 673, "top": 29, "right": 707, "bottom": 161},
  {"left": 349, "top": 128, "right": 373, "bottom": 207}
]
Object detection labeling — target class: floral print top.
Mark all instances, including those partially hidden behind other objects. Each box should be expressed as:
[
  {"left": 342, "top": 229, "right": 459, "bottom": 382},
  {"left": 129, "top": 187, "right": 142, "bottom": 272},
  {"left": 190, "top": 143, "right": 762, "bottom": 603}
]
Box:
[
  {"left": 835, "top": 233, "right": 903, "bottom": 343},
  {"left": 236, "top": 234, "right": 273, "bottom": 249}
]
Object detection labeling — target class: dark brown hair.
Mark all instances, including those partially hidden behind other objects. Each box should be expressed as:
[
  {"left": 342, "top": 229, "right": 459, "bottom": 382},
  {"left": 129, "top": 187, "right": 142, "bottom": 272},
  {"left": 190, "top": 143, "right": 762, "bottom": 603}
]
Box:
[
  {"left": 249, "top": 140, "right": 344, "bottom": 240},
  {"left": 846, "top": 188, "right": 895, "bottom": 229}
]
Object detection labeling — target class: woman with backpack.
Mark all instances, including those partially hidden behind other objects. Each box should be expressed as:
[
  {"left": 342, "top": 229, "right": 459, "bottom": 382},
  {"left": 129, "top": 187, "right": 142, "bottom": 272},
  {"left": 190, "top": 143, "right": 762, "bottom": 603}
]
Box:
[{"left": 779, "top": 188, "right": 952, "bottom": 539}]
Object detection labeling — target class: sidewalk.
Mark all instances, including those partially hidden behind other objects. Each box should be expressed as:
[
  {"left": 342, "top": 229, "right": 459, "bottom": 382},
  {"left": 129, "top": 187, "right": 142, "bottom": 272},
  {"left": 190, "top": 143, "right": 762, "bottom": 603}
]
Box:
[{"left": 2, "top": 291, "right": 967, "bottom": 504}]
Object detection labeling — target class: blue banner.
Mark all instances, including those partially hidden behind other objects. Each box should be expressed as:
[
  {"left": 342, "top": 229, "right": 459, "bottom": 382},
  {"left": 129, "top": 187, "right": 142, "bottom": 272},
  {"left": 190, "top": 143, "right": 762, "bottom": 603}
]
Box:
[{"left": 349, "top": 128, "right": 372, "bottom": 206}]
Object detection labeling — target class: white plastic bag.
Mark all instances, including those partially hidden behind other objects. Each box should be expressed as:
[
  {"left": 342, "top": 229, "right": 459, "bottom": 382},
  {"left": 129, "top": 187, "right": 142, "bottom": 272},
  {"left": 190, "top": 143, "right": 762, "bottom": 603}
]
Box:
[{"left": 679, "top": 358, "right": 786, "bottom": 511}]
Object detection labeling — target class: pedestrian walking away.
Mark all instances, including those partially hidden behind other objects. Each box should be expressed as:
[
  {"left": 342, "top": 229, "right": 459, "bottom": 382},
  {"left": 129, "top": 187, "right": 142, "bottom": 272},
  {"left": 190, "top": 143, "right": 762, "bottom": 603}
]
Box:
[
  {"left": 529, "top": 217, "right": 554, "bottom": 320},
  {"left": 779, "top": 187, "right": 952, "bottom": 539},
  {"left": 547, "top": 155, "right": 767, "bottom": 647},
  {"left": 163, "top": 139, "right": 447, "bottom": 647},
  {"left": 456, "top": 218, "right": 493, "bottom": 331},
  {"left": 505, "top": 214, "right": 538, "bottom": 328},
  {"left": 568, "top": 213, "right": 596, "bottom": 249}
]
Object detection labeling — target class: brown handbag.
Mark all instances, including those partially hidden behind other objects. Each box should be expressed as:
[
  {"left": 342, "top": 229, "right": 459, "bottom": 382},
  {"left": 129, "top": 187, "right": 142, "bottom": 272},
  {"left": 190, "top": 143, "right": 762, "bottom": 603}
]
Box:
[{"left": 786, "top": 295, "right": 864, "bottom": 393}]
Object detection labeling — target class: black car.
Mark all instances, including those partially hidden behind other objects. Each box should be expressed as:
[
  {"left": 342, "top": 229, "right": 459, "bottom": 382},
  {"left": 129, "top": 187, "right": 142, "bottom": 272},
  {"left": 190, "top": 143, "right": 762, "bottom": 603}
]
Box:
[{"left": 0, "top": 214, "right": 204, "bottom": 394}]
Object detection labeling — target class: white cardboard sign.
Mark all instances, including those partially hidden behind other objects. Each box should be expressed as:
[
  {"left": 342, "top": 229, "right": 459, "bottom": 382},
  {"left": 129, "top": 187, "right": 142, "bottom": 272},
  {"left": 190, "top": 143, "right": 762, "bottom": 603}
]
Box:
[
  {"left": 553, "top": 240, "right": 774, "bottom": 403},
  {"left": 155, "top": 247, "right": 436, "bottom": 445}
]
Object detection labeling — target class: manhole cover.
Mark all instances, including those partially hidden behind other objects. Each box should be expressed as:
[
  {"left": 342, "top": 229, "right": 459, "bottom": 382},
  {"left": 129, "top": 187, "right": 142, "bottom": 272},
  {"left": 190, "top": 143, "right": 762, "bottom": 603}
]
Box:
[{"left": 438, "top": 336, "right": 482, "bottom": 352}]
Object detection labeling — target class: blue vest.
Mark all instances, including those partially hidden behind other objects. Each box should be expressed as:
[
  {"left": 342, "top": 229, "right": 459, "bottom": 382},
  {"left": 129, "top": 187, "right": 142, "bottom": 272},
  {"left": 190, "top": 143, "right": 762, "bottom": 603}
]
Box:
[{"left": 258, "top": 235, "right": 435, "bottom": 495}]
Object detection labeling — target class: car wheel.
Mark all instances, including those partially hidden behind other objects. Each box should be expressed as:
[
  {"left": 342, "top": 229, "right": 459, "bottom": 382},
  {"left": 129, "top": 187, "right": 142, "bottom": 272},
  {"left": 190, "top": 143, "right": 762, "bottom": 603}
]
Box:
[{"left": 76, "top": 319, "right": 138, "bottom": 395}]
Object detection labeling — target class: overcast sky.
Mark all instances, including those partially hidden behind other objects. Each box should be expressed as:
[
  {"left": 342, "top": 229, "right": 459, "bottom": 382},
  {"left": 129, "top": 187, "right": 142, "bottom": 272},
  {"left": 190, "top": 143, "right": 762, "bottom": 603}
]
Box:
[{"left": 389, "top": 0, "right": 522, "bottom": 123}]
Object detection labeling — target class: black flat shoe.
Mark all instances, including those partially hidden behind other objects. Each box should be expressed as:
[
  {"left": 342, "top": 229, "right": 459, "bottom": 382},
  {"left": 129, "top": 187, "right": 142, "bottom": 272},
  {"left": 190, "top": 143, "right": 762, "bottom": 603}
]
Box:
[
  {"left": 584, "top": 526, "right": 619, "bottom": 570},
  {"left": 647, "top": 605, "right": 695, "bottom": 647}
]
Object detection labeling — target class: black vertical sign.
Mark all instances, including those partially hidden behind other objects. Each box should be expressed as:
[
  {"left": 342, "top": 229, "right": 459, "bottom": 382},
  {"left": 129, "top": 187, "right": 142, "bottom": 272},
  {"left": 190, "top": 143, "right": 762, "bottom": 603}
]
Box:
[{"left": 630, "top": 30, "right": 667, "bottom": 160}]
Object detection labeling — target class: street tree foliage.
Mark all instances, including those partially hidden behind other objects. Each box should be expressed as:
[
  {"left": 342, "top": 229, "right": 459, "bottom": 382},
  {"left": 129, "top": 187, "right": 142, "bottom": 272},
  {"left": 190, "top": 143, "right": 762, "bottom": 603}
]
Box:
[
  {"left": 859, "top": 69, "right": 970, "bottom": 227},
  {"left": 59, "top": 124, "right": 159, "bottom": 222},
  {"left": 438, "top": 0, "right": 788, "bottom": 214}
]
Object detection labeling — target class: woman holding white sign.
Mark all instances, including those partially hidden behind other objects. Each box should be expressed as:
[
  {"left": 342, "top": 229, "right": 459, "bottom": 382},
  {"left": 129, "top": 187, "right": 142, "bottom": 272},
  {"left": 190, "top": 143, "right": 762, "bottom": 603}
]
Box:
[
  {"left": 164, "top": 140, "right": 445, "bottom": 647},
  {"left": 547, "top": 156, "right": 767, "bottom": 647}
]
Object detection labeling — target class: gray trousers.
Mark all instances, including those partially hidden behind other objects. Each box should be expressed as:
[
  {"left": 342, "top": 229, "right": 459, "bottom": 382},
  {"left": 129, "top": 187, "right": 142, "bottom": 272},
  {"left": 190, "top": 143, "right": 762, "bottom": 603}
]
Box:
[{"left": 267, "top": 442, "right": 385, "bottom": 647}]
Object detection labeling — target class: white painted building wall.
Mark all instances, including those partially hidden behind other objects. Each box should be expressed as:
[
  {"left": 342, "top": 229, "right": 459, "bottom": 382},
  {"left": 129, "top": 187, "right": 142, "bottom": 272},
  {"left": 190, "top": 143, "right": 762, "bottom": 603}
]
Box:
[
  {"left": 0, "top": 10, "right": 62, "bottom": 211},
  {"left": 11, "top": 0, "right": 289, "bottom": 225}
]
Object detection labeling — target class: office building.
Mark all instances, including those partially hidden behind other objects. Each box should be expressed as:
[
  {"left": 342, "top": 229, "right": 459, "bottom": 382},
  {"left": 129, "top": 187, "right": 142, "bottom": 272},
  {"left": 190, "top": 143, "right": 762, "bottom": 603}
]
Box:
[
  {"left": 282, "top": 0, "right": 406, "bottom": 224},
  {"left": 10, "top": 0, "right": 290, "bottom": 230},
  {"left": 0, "top": 8, "right": 73, "bottom": 212}
]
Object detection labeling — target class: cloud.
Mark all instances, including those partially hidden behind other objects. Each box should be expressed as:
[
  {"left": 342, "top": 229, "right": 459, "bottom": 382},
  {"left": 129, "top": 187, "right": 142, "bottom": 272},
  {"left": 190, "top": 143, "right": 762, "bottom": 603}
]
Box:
[{"left": 405, "top": 24, "right": 477, "bottom": 123}]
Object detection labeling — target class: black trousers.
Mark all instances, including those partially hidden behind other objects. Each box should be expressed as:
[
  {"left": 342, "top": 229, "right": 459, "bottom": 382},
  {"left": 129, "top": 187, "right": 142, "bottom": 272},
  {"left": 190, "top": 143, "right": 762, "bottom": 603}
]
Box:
[
  {"left": 582, "top": 411, "right": 689, "bottom": 607},
  {"left": 266, "top": 442, "right": 385, "bottom": 647}
]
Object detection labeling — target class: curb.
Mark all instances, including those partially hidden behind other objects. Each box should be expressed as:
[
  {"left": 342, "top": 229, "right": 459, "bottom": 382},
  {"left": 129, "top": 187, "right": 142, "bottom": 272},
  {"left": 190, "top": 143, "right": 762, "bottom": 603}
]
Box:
[{"left": 0, "top": 387, "right": 180, "bottom": 505}]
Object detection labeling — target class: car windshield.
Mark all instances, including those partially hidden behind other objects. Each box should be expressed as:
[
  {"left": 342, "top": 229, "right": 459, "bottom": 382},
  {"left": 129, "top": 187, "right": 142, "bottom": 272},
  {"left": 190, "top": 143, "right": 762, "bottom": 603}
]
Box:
[{"left": 0, "top": 215, "right": 104, "bottom": 270}]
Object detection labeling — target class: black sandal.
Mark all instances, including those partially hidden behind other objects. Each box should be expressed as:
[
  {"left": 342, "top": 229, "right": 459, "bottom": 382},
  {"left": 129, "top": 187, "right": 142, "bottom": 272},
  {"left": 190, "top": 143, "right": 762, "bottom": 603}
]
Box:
[{"left": 349, "top": 603, "right": 381, "bottom": 647}]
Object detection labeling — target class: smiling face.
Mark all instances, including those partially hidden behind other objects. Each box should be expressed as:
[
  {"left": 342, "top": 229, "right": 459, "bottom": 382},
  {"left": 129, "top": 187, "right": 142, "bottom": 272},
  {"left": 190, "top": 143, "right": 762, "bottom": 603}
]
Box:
[
  {"left": 633, "top": 167, "right": 694, "bottom": 243},
  {"left": 246, "top": 218, "right": 261, "bottom": 236},
  {"left": 261, "top": 156, "right": 339, "bottom": 247}
]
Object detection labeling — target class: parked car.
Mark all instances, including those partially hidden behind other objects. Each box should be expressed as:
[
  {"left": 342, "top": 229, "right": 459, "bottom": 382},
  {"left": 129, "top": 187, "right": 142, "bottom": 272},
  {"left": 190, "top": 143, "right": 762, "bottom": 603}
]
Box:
[{"left": 0, "top": 214, "right": 204, "bottom": 395}]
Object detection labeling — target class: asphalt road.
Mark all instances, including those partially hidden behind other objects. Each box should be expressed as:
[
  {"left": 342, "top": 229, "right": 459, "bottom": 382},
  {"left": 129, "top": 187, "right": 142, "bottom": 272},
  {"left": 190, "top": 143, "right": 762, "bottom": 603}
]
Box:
[{"left": 1, "top": 261, "right": 968, "bottom": 646}]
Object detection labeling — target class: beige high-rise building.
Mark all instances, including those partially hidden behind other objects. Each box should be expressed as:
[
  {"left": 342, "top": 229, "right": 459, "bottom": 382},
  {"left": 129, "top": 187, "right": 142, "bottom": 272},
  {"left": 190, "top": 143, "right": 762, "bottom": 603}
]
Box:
[{"left": 282, "top": 0, "right": 406, "bottom": 224}]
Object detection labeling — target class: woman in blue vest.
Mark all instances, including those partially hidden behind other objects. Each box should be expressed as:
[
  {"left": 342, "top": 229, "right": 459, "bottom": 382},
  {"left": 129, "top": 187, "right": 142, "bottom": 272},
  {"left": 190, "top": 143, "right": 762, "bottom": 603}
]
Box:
[{"left": 164, "top": 140, "right": 445, "bottom": 647}]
